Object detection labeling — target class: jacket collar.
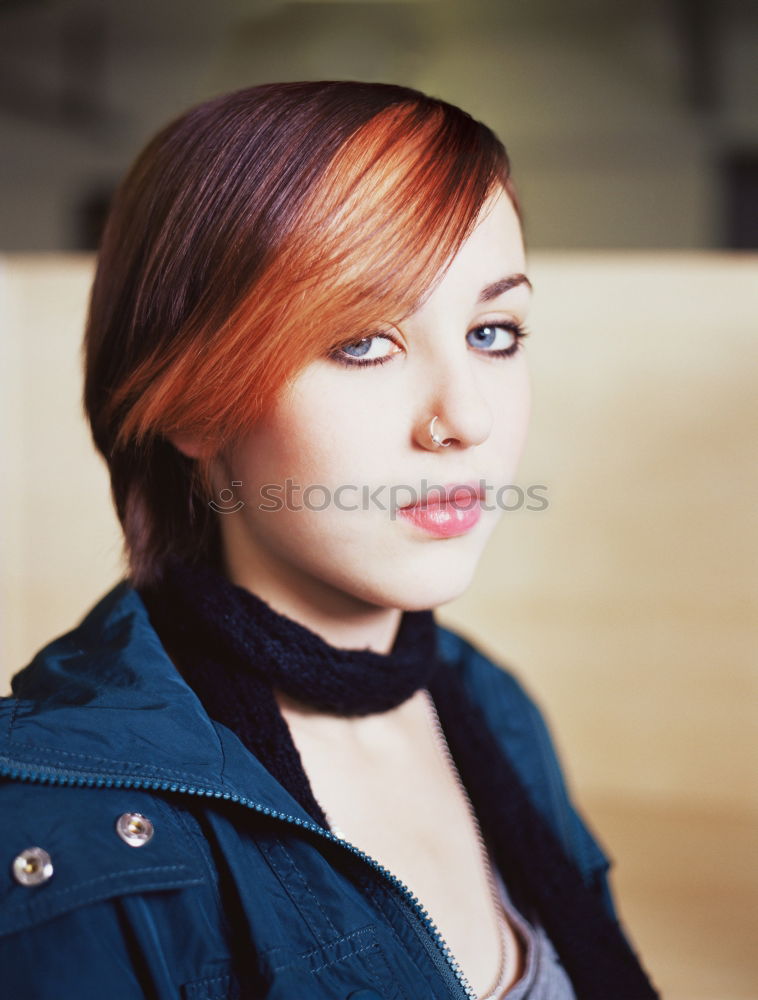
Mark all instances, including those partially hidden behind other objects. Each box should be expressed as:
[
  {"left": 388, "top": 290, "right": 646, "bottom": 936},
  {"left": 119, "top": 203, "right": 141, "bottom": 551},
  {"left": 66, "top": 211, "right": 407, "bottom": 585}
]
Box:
[
  {"left": 1, "top": 581, "right": 611, "bottom": 892},
  {"left": 0, "top": 582, "right": 328, "bottom": 826}
]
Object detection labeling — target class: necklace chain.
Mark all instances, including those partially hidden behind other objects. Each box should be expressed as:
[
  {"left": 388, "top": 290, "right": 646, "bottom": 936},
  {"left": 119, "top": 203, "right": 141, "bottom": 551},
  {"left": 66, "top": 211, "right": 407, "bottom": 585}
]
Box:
[
  {"left": 317, "top": 688, "right": 510, "bottom": 1000},
  {"left": 418, "top": 687, "right": 508, "bottom": 999}
]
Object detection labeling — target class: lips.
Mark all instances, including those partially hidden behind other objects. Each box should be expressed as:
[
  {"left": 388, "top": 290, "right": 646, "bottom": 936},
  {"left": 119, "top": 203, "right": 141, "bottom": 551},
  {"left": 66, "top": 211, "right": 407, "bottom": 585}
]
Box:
[{"left": 397, "top": 480, "right": 484, "bottom": 538}]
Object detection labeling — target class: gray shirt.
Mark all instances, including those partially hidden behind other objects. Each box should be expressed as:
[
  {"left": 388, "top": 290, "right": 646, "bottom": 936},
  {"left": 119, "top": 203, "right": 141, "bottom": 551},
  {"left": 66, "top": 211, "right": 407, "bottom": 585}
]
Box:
[{"left": 485, "top": 865, "right": 577, "bottom": 1000}]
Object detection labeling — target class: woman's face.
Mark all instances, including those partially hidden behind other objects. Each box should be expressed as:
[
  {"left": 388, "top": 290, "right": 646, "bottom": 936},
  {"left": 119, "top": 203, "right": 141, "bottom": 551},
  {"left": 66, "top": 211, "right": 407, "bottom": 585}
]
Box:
[{"left": 208, "top": 186, "right": 532, "bottom": 614}]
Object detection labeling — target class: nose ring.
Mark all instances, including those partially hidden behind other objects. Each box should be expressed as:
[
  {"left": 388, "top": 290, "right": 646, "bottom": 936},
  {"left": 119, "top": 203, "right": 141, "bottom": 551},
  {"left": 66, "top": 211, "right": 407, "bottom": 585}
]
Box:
[{"left": 429, "top": 415, "right": 451, "bottom": 448}]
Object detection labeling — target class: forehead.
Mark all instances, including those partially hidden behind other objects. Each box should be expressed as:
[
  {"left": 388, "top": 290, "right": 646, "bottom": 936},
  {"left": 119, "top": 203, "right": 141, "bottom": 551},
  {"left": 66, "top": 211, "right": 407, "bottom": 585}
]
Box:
[
  {"left": 409, "top": 191, "right": 528, "bottom": 316},
  {"left": 464, "top": 189, "right": 525, "bottom": 266}
]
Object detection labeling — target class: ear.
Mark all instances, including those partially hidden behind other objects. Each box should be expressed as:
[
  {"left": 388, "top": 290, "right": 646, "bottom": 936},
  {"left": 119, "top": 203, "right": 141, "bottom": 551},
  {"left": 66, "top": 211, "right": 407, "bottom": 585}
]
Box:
[{"left": 167, "top": 432, "right": 208, "bottom": 460}]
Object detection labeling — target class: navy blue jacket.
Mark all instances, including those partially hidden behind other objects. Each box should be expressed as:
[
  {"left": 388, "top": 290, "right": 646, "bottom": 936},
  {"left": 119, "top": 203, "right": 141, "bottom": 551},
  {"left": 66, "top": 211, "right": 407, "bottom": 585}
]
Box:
[{"left": 0, "top": 582, "right": 618, "bottom": 999}]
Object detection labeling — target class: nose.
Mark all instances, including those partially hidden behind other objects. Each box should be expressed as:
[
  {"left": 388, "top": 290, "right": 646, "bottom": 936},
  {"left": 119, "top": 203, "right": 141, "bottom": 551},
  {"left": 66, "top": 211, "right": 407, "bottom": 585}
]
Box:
[{"left": 414, "top": 354, "right": 493, "bottom": 452}]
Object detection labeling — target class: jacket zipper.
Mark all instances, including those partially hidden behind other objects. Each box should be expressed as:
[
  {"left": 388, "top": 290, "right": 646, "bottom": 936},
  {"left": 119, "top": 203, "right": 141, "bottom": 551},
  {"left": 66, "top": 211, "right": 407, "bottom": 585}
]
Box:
[
  {"left": 0, "top": 761, "right": 474, "bottom": 1000},
  {"left": 419, "top": 688, "right": 509, "bottom": 999}
]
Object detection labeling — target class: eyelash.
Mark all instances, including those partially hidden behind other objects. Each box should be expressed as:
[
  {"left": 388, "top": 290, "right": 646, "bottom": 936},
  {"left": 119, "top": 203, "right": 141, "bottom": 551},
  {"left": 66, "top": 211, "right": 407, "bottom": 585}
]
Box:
[{"left": 329, "top": 322, "right": 530, "bottom": 369}]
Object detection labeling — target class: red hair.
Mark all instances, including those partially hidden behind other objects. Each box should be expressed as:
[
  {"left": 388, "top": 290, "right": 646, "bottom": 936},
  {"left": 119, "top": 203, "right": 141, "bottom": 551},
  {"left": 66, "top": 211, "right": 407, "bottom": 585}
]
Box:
[{"left": 83, "top": 81, "right": 519, "bottom": 586}]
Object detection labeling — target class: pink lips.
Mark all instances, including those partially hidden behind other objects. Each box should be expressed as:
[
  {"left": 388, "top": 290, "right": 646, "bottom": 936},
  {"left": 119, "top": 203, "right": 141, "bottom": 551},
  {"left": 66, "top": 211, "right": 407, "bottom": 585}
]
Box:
[{"left": 396, "top": 481, "right": 483, "bottom": 538}]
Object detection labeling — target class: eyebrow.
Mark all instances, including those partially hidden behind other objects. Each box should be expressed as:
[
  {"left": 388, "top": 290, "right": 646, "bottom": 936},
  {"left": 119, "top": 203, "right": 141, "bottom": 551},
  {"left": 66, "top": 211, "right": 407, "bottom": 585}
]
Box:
[{"left": 477, "top": 273, "right": 532, "bottom": 303}]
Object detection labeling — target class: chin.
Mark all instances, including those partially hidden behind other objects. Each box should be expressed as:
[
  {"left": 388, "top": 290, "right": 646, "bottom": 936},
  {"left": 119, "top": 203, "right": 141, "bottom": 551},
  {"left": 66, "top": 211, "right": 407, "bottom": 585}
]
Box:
[{"left": 354, "top": 561, "right": 478, "bottom": 613}]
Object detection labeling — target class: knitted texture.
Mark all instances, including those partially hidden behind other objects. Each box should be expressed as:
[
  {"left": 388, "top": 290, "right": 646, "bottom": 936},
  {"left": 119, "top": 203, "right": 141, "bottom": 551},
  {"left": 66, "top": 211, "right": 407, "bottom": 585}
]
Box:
[
  {"left": 140, "top": 555, "right": 440, "bottom": 827},
  {"left": 139, "top": 556, "right": 660, "bottom": 999}
]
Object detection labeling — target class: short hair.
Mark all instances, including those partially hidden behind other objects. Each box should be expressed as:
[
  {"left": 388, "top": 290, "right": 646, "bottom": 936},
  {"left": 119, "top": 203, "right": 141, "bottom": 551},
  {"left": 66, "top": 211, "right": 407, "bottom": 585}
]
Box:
[{"left": 83, "top": 80, "right": 519, "bottom": 587}]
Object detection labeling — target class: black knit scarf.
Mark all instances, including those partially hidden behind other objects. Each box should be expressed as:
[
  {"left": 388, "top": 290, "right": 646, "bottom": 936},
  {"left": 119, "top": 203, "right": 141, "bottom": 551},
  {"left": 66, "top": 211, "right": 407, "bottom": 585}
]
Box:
[{"left": 139, "top": 556, "right": 659, "bottom": 1000}]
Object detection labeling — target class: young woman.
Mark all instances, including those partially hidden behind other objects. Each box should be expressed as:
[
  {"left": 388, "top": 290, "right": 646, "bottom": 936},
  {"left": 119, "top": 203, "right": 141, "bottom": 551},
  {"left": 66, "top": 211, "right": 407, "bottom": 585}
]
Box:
[{"left": 0, "top": 81, "right": 659, "bottom": 999}]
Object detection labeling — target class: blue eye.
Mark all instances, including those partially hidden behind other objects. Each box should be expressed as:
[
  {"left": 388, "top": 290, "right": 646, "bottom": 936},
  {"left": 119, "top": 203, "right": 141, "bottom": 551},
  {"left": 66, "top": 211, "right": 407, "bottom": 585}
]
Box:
[
  {"left": 466, "top": 322, "right": 529, "bottom": 357},
  {"left": 330, "top": 334, "right": 398, "bottom": 368},
  {"left": 329, "top": 322, "right": 529, "bottom": 369}
]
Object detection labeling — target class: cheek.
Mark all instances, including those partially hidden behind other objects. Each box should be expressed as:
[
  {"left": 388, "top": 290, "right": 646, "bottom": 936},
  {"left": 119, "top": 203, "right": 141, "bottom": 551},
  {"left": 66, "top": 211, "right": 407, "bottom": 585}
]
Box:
[
  {"left": 515, "top": 366, "right": 532, "bottom": 434},
  {"left": 491, "top": 362, "right": 531, "bottom": 450},
  {"left": 252, "top": 377, "right": 397, "bottom": 492},
  {"left": 230, "top": 407, "right": 367, "bottom": 502}
]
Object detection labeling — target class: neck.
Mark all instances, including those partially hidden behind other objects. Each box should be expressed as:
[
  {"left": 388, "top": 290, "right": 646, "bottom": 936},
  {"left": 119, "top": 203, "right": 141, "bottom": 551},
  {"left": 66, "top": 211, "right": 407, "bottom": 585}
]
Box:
[
  {"left": 221, "top": 541, "right": 404, "bottom": 655},
  {"left": 140, "top": 553, "right": 441, "bottom": 718}
]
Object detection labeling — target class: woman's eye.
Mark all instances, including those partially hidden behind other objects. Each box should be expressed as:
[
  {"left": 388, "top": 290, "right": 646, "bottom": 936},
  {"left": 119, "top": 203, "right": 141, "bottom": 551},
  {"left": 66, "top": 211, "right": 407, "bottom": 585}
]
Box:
[
  {"left": 329, "top": 322, "right": 529, "bottom": 369},
  {"left": 330, "top": 334, "right": 399, "bottom": 368},
  {"left": 467, "top": 322, "right": 528, "bottom": 357}
]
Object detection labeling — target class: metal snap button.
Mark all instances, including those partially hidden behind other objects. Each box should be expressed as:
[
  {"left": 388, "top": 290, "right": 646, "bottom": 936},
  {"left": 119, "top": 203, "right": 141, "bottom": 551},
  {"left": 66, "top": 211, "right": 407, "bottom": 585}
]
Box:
[
  {"left": 116, "top": 812, "right": 154, "bottom": 847},
  {"left": 12, "top": 846, "right": 54, "bottom": 887}
]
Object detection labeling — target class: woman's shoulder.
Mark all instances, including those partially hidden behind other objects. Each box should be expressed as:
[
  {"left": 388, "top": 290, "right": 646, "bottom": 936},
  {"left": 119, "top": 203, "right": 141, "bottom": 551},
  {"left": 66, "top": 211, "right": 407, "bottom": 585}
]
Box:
[
  {"left": 5, "top": 580, "right": 162, "bottom": 704},
  {"left": 434, "top": 621, "right": 617, "bottom": 914},
  {"left": 0, "top": 581, "right": 233, "bottom": 806},
  {"left": 436, "top": 622, "right": 544, "bottom": 715},
  {"left": 434, "top": 621, "right": 563, "bottom": 758},
  {"left": 0, "top": 777, "right": 205, "bottom": 929}
]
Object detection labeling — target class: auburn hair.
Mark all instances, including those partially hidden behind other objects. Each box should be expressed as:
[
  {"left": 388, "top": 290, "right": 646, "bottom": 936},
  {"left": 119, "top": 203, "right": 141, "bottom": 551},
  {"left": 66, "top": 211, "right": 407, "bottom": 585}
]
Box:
[{"left": 83, "top": 80, "right": 520, "bottom": 587}]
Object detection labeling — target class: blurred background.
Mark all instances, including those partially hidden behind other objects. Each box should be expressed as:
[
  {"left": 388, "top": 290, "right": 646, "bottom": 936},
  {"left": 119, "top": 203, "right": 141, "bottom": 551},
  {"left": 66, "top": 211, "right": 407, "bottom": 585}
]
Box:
[
  {"left": 1, "top": 0, "right": 758, "bottom": 251},
  {"left": 1, "top": 2, "right": 756, "bottom": 999}
]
